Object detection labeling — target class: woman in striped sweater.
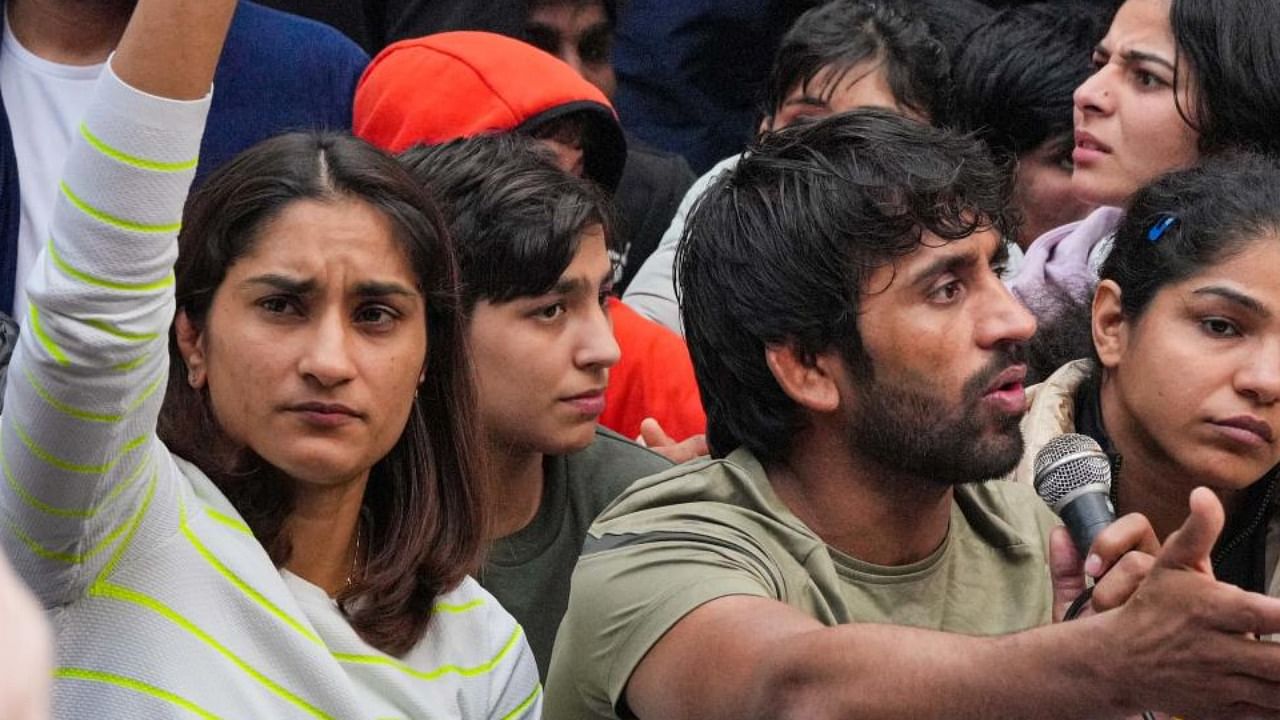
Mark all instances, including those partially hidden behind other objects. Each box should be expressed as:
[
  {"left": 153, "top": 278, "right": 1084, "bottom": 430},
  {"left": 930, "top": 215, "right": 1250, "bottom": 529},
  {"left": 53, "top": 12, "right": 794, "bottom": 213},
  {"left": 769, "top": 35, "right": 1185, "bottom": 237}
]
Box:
[{"left": 0, "top": 0, "right": 541, "bottom": 717}]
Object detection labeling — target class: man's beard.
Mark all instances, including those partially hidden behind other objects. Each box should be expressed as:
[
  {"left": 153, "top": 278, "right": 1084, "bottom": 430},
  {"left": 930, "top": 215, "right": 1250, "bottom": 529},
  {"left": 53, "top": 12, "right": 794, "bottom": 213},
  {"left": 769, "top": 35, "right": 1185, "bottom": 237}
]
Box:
[{"left": 845, "top": 349, "right": 1026, "bottom": 486}]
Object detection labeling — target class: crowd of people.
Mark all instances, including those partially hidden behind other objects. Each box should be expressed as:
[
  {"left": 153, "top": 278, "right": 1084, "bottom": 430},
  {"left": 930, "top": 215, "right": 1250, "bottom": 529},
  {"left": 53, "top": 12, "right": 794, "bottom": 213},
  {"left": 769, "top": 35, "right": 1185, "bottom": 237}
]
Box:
[{"left": 4, "top": 0, "right": 1280, "bottom": 718}]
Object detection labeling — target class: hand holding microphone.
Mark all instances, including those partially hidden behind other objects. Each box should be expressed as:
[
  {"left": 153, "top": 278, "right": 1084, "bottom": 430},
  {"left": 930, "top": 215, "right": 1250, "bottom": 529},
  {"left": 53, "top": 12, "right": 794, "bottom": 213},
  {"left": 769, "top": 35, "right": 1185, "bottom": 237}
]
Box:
[
  {"left": 1034, "top": 434, "right": 1116, "bottom": 558},
  {"left": 1035, "top": 434, "right": 1158, "bottom": 620}
]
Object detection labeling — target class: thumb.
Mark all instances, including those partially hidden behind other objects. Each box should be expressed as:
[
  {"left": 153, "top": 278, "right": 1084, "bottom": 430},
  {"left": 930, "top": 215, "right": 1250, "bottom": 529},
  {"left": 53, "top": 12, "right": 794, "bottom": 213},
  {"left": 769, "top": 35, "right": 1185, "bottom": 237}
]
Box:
[
  {"left": 1049, "top": 526, "right": 1088, "bottom": 622},
  {"left": 639, "top": 417, "right": 675, "bottom": 448},
  {"left": 1156, "top": 486, "right": 1224, "bottom": 576}
]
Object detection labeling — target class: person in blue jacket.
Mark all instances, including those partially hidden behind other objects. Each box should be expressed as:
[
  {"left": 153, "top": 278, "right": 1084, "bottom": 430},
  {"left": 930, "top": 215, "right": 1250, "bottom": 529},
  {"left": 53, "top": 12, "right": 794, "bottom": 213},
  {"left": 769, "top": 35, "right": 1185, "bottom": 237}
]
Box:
[{"left": 0, "top": 0, "right": 368, "bottom": 323}]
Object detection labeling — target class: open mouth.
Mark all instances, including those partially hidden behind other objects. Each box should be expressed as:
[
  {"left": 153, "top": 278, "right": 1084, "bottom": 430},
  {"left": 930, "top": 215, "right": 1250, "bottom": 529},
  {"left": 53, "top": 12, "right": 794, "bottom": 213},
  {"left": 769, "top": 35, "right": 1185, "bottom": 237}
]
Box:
[
  {"left": 1074, "top": 131, "right": 1112, "bottom": 154},
  {"left": 982, "top": 365, "right": 1028, "bottom": 414}
]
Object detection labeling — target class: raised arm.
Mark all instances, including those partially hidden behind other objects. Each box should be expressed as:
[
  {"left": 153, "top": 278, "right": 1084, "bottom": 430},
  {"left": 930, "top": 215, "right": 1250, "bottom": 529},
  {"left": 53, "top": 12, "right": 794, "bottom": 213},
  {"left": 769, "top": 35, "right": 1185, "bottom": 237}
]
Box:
[
  {"left": 112, "top": 0, "right": 235, "bottom": 101},
  {"left": 0, "top": 0, "right": 235, "bottom": 606}
]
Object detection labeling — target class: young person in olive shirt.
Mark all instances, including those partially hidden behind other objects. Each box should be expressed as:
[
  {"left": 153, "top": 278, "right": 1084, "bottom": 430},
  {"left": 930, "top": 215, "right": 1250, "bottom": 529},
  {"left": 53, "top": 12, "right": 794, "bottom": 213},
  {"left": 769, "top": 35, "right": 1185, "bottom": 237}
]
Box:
[
  {"left": 399, "top": 135, "right": 671, "bottom": 677},
  {"left": 546, "top": 110, "right": 1280, "bottom": 719}
]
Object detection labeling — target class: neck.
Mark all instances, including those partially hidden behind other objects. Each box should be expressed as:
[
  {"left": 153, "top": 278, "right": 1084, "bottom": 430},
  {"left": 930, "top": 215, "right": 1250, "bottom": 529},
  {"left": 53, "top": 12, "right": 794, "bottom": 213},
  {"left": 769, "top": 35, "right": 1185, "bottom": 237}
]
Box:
[
  {"left": 767, "top": 428, "right": 954, "bottom": 566},
  {"left": 7, "top": 0, "right": 136, "bottom": 65},
  {"left": 282, "top": 472, "right": 368, "bottom": 597},
  {"left": 485, "top": 438, "right": 545, "bottom": 540},
  {"left": 1099, "top": 377, "right": 1244, "bottom": 541}
]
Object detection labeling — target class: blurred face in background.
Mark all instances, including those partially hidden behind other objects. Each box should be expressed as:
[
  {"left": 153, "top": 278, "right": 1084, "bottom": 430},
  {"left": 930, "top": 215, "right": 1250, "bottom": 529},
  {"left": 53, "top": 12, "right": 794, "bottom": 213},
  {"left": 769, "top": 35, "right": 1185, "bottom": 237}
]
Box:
[
  {"left": 527, "top": 0, "right": 617, "bottom": 98},
  {"left": 767, "top": 58, "right": 920, "bottom": 133},
  {"left": 1013, "top": 134, "right": 1097, "bottom": 248},
  {"left": 1071, "top": 0, "right": 1199, "bottom": 206}
]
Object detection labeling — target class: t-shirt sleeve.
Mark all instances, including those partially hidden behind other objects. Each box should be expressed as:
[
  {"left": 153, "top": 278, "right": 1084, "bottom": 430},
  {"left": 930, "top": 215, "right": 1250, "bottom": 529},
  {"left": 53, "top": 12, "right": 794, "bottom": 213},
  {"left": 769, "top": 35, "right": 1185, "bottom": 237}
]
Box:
[
  {"left": 544, "top": 528, "right": 779, "bottom": 719},
  {"left": 486, "top": 626, "right": 543, "bottom": 720}
]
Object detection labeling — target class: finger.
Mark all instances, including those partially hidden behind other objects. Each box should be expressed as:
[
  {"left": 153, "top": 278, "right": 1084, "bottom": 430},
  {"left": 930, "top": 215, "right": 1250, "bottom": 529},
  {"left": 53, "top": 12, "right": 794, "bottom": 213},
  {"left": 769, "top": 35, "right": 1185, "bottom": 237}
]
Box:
[
  {"left": 639, "top": 417, "right": 675, "bottom": 448},
  {"left": 1157, "top": 486, "right": 1224, "bottom": 574},
  {"left": 1182, "top": 663, "right": 1280, "bottom": 714},
  {"left": 1088, "top": 513, "right": 1160, "bottom": 578},
  {"left": 682, "top": 434, "right": 709, "bottom": 458},
  {"left": 1049, "top": 526, "right": 1086, "bottom": 623},
  {"left": 1214, "top": 588, "right": 1280, "bottom": 639},
  {"left": 1090, "top": 551, "right": 1154, "bottom": 613},
  {"left": 650, "top": 435, "right": 708, "bottom": 464}
]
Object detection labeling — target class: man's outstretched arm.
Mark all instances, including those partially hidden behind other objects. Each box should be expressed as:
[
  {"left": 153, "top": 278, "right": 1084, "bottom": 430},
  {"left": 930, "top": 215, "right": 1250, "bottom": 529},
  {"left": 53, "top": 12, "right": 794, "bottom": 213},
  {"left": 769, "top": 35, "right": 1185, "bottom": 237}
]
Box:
[{"left": 627, "top": 488, "right": 1280, "bottom": 720}]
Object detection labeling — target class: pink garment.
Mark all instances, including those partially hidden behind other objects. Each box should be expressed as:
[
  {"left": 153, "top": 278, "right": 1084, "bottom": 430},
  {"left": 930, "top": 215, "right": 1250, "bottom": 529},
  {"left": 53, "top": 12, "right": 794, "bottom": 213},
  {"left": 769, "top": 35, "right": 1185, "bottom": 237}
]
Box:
[{"left": 1008, "top": 206, "right": 1123, "bottom": 319}]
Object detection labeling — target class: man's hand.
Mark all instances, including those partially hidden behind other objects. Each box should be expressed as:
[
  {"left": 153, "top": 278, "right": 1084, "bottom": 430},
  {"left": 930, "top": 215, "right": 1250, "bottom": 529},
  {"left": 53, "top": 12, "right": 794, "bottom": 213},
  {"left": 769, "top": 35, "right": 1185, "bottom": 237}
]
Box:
[
  {"left": 1103, "top": 488, "right": 1280, "bottom": 719},
  {"left": 1050, "top": 513, "right": 1159, "bottom": 621},
  {"left": 638, "top": 418, "right": 708, "bottom": 463}
]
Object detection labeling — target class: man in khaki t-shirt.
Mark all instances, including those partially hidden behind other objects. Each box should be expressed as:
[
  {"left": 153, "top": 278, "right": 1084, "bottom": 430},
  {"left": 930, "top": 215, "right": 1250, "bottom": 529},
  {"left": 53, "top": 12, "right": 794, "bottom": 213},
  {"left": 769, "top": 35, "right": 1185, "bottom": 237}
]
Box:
[
  {"left": 546, "top": 109, "right": 1280, "bottom": 720},
  {"left": 553, "top": 449, "right": 1058, "bottom": 714}
]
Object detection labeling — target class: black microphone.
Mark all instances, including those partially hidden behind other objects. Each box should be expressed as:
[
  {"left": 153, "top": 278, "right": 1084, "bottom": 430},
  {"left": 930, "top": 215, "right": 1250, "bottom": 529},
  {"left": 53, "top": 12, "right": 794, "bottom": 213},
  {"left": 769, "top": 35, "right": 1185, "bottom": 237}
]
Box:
[{"left": 1033, "top": 434, "right": 1116, "bottom": 558}]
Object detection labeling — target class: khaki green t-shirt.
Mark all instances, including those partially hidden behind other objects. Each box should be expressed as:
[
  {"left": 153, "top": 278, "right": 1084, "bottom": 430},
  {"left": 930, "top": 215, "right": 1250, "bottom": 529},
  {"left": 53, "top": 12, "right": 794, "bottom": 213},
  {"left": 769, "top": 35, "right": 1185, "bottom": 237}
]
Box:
[
  {"left": 545, "top": 448, "right": 1060, "bottom": 719},
  {"left": 480, "top": 427, "right": 672, "bottom": 679}
]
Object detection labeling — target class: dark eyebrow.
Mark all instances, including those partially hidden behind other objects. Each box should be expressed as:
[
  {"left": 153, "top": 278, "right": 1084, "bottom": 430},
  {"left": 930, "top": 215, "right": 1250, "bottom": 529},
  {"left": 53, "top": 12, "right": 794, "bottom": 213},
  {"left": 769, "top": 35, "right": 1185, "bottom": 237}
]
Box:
[
  {"left": 550, "top": 277, "right": 586, "bottom": 296},
  {"left": 242, "top": 274, "right": 314, "bottom": 294},
  {"left": 908, "top": 250, "right": 978, "bottom": 289},
  {"left": 355, "top": 281, "right": 419, "bottom": 299},
  {"left": 1192, "top": 286, "right": 1272, "bottom": 319},
  {"left": 242, "top": 274, "right": 418, "bottom": 299},
  {"left": 1119, "top": 49, "right": 1176, "bottom": 72},
  {"left": 548, "top": 264, "right": 615, "bottom": 297}
]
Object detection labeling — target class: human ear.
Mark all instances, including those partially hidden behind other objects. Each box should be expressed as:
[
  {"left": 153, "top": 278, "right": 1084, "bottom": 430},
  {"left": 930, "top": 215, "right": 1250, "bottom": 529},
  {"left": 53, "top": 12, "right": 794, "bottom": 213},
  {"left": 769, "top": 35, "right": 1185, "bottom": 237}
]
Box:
[
  {"left": 1092, "top": 280, "right": 1128, "bottom": 369},
  {"left": 764, "top": 344, "right": 840, "bottom": 413},
  {"left": 175, "top": 309, "right": 207, "bottom": 389}
]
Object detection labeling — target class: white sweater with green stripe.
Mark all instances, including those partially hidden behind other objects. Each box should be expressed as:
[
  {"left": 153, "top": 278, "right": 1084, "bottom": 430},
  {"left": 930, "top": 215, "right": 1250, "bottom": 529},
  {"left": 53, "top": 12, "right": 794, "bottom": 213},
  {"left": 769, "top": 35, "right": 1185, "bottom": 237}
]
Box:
[{"left": 0, "top": 66, "right": 542, "bottom": 719}]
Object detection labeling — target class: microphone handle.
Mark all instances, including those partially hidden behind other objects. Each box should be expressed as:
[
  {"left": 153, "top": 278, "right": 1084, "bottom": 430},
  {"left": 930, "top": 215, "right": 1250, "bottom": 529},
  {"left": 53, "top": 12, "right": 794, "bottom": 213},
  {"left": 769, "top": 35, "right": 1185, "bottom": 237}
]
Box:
[{"left": 1059, "top": 492, "right": 1115, "bottom": 559}]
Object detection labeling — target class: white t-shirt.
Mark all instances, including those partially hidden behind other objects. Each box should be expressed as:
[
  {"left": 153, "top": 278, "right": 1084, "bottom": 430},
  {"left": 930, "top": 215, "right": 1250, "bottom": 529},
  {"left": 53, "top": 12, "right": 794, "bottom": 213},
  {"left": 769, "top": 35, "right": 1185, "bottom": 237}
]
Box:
[{"left": 0, "top": 19, "right": 101, "bottom": 318}]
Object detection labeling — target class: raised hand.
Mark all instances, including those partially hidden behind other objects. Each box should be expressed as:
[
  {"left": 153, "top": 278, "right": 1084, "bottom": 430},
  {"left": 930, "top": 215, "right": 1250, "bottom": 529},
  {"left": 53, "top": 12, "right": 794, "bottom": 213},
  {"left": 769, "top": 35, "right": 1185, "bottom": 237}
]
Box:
[
  {"left": 639, "top": 417, "right": 709, "bottom": 463},
  {"left": 1101, "top": 488, "right": 1280, "bottom": 719}
]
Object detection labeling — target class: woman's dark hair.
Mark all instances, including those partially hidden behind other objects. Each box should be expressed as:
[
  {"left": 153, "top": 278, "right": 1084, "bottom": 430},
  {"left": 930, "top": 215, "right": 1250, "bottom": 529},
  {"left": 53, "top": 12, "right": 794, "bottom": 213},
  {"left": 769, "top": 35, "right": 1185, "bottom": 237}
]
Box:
[
  {"left": 950, "top": 3, "right": 1105, "bottom": 160},
  {"left": 1102, "top": 151, "right": 1280, "bottom": 320},
  {"left": 1028, "top": 152, "right": 1280, "bottom": 382},
  {"left": 765, "top": 0, "right": 950, "bottom": 125},
  {"left": 678, "top": 109, "right": 1013, "bottom": 461},
  {"left": 398, "top": 133, "right": 617, "bottom": 311},
  {"left": 158, "top": 132, "right": 485, "bottom": 657},
  {"left": 1170, "top": 0, "right": 1280, "bottom": 157}
]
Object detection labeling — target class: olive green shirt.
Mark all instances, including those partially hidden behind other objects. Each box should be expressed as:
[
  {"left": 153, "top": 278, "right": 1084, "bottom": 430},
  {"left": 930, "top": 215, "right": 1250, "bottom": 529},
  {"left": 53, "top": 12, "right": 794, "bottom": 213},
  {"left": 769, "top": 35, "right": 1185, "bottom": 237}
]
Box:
[
  {"left": 545, "top": 447, "right": 1060, "bottom": 719},
  {"left": 481, "top": 427, "right": 672, "bottom": 679}
]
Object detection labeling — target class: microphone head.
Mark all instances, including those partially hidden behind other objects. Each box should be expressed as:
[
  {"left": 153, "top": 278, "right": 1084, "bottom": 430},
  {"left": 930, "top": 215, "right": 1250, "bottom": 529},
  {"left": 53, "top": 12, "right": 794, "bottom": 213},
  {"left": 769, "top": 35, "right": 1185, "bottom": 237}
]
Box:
[{"left": 1033, "top": 433, "right": 1112, "bottom": 510}]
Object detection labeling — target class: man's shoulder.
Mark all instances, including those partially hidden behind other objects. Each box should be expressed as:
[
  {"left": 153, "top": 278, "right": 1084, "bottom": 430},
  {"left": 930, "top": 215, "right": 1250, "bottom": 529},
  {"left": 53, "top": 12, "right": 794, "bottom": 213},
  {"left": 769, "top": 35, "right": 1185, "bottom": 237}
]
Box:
[{"left": 589, "top": 450, "right": 812, "bottom": 547}]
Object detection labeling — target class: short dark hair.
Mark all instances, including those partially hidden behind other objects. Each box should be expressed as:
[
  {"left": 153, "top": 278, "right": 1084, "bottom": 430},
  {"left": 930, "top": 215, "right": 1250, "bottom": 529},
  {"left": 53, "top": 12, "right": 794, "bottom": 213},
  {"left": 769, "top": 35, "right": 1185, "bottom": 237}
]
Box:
[
  {"left": 950, "top": 3, "right": 1105, "bottom": 160},
  {"left": 1171, "top": 0, "right": 1280, "bottom": 157},
  {"left": 766, "top": 0, "right": 949, "bottom": 123},
  {"left": 161, "top": 132, "right": 484, "bottom": 657},
  {"left": 678, "top": 109, "right": 1013, "bottom": 461},
  {"left": 398, "top": 134, "right": 617, "bottom": 311},
  {"left": 1103, "top": 151, "right": 1280, "bottom": 321}
]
